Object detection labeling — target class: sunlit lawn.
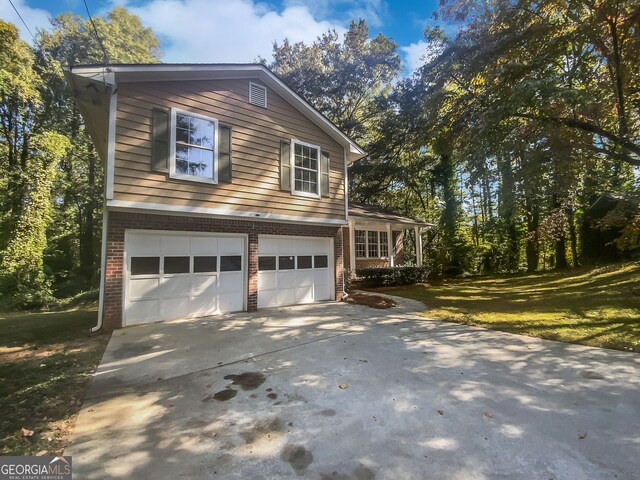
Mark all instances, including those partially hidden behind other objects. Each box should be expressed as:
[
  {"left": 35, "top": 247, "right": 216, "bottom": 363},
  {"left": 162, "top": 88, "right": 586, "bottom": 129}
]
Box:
[
  {"left": 383, "top": 263, "right": 640, "bottom": 353},
  {"left": 0, "top": 307, "right": 110, "bottom": 455}
]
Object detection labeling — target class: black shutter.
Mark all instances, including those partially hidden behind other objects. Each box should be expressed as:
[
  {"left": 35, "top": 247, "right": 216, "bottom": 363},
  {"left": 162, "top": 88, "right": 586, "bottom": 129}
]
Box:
[
  {"left": 280, "top": 141, "right": 291, "bottom": 191},
  {"left": 321, "top": 151, "right": 330, "bottom": 196},
  {"left": 151, "top": 108, "right": 170, "bottom": 173},
  {"left": 218, "top": 125, "right": 232, "bottom": 182}
]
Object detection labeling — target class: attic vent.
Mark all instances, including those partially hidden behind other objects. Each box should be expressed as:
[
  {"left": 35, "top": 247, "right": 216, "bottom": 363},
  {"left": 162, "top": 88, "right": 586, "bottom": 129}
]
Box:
[{"left": 249, "top": 82, "right": 267, "bottom": 108}]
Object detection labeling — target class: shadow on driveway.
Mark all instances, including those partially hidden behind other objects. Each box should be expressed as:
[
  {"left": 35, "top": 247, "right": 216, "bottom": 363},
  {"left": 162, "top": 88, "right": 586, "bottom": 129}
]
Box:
[{"left": 66, "top": 298, "right": 640, "bottom": 479}]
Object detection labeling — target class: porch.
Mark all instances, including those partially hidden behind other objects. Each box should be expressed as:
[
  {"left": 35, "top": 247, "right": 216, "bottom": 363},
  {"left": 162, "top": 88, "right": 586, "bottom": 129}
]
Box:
[{"left": 343, "top": 203, "right": 433, "bottom": 271}]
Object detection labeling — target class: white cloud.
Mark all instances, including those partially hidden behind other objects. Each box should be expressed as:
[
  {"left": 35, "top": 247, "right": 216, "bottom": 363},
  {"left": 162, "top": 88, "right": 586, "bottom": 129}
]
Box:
[
  {"left": 118, "top": 0, "right": 348, "bottom": 63},
  {"left": 0, "top": 0, "right": 51, "bottom": 43},
  {"left": 283, "top": 0, "right": 386, "bottom": 28},
  {"left": 401, "top": 40, "right": 429, "bottom": 73}
]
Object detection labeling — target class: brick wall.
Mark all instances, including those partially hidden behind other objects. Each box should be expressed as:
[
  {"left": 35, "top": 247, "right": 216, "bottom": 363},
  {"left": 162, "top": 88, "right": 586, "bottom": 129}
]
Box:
[{"left": 103, "top": 211, "right": 343, "bottom": 331}]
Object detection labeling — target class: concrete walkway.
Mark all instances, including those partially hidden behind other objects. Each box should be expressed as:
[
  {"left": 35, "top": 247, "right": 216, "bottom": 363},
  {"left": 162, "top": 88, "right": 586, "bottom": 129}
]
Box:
[{"left": 67, "top": 296, "right": 640, "bottom": 479}]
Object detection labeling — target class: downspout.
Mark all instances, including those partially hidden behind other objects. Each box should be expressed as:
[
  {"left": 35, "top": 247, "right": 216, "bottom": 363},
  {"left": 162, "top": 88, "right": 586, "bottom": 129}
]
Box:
[
  {"left": 343, "top": 147, "right": 349, "bottom": 293},
  {"left": 93, "top": 206, "right": 108, "bottom": 333},
  {"left": 92, "top": 71, "right": 117, "bottom": 333}
]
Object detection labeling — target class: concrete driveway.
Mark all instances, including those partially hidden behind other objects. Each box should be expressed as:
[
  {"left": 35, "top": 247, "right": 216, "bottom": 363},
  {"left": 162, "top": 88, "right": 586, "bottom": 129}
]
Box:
[{"left": 67, "top": 296, "right": 640, "bottom": 479}]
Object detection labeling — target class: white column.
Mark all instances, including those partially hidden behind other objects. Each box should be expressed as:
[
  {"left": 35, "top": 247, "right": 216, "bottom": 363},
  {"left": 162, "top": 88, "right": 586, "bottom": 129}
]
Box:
[
  {"left": 414, "top": 226, "right": 423, "bottom": 266},
  {"left": 387, "top": 223, "right": 394, "bottom": 267},
  {"left": 349, "top": 220, "right": 356, "bottom": 271}
]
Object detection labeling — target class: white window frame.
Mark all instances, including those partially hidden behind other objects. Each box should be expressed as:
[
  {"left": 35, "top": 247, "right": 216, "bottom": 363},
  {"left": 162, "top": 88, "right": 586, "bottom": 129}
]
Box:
[
  {"left": 290, "top": 139, "right": 321, "bottom": 199},
  {"left": 169, "top": 107, "right": 219, "bottom": 184},
  {"left": 355, "top": 230, "right": 367, "bottom": 258},
  {"left": 356, "top": 229, "right": 390, "bottom": 259}
]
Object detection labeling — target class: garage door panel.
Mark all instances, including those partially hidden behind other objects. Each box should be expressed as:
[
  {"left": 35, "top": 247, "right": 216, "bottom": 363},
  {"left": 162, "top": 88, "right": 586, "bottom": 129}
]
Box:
[
  {"left": 295, "top": 285, "right": 314, "bottom": 304},
  {"left": 276, "top": 288, "right": 295, "bottom": 306},
  {"left": 313, "top": 270, "right": 329, "bottom": 286},
  {"left": 127, "top": 234, "right": 161, "bottom": 255},
  {"left": 190, "top": 293, "right": 216, "bottom": 316},
  {"left": 296, "top": 271, "right": 313, "bottom": 287},
  {"left": 161, "top": 296, "right": 189, "bottom": 319},
  {"left": 314, "top": 284, "right": 330, "bottom": 301},
  {"left": 127, "top": 299, "right": 159, "bottom": 325},
  {"left": 192, "top": 275, "right": 217, "bottom": 295},
  {"left": 278, "top": 271, "right": 297, "bottom": 289},
  {"left": 219, "top": 291, "right": 243, "bottom": 312},
  {"left": 160, "top": 276, "right": 191, "bottom": 297},
  {"left": 218, "top": 237, "right": 243, "bottom": 255},
  {"left": 129, "top": 278, "right": 160, "bottom": 300},
  {"left": 258, "top": 271, "right": 277, "bottom": 291},
  {"left": 191, "top": 236, "right": 217, "bottom": 255},
  {"left": 162, "top": 235, "right": 189, "bottom": 255}
]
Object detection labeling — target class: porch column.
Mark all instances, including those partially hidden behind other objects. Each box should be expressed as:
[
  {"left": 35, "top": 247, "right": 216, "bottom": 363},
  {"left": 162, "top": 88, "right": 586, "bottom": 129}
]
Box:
[
  {"left": 387, "top": 223, "right": 394, "bottom": 267},
  {"left": 414, "top": 226, "right": 423, "bottom": 266},
  {"left": 349, "top": 220, "right": 356, "bottom": 271}
]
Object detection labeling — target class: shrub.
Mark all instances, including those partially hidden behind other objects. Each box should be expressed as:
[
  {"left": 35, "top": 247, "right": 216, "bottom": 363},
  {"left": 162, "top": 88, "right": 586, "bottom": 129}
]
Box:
[{"left": 355, "top": 265, "right": 430, "bottom": 288}]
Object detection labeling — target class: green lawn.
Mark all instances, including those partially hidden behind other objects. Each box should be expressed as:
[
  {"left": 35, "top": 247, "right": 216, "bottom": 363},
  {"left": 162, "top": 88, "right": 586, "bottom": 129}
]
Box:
[
  {"left": 383, "top": 263, "right": 640, "bottom": 353},
  {"left": 0, "top": 307, "right": 110, "bottom": 456}
]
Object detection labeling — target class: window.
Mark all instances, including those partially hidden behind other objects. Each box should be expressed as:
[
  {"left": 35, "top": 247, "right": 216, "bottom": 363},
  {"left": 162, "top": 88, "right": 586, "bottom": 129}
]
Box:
[
  {"left": 171, "top": 109, "right": 218, "bottom": 183},
  {"left": 131, "top": 257, "right": 159, "bottom": 276},
  {"left": 314, "top": 255, "right": 328, "bottom": 268},
  {"left": 297, "top": 256, "right": 312, "bottom": 269},
  {"left": 258, "top": 256, "right": 276, "bottom": 271},
  {"left": 355, "top": 230, "right": 390, "bottom": 259},
  {"left": 292, "top": 141, "right": 320, "bottom": 197},
  {"left": 355, "top": 230, "right": 366, "bottom": 258},
  {"left": 220, "top": 255, "right": 242, "bottom": 271},
  {"left": 380, "top": 232, "right": 389, "bottom": 258},
  {"left": 279, "top": 256, "right": 295, "bottom": 270},
  {"left": 194, "top": 256, "right": 217, "bottom": 273},
  {"left": 164, "top": 256, "right": 190, "bottom": 274},
  {"left": 368, "top": 231, "right": 379, "bottom": 258}
]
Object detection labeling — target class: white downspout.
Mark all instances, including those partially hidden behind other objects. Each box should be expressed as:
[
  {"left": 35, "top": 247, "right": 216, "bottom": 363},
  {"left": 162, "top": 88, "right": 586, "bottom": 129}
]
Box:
[{"left": 93, "top": 207, "right": 108, "bottom": 332}]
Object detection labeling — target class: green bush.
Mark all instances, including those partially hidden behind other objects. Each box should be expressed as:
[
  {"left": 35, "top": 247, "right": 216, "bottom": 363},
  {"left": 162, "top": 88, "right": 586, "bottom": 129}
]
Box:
[{"left": 355, "top": 265, "right": 430, "bottom": 288}]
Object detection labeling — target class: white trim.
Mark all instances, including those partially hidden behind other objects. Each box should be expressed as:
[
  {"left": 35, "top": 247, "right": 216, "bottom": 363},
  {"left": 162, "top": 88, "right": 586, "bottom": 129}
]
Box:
[
  {"left": 348, "top": 221, "right": 356, "bottom": 271},
  {"left": 415, "top": 226, "right": 423, "bottom": 266},
  {"left": 106, "top": 91, "right": 117, "bottom": 200},
  {"left": 353, "top": 226, "right": 390, "bottom": 260},
  {"left": 387, "top": 223, "right": 394, "bottom": 267},
  {"left": 249, "top": 81, "right": 267, "bottom": 108},
  {"left": 344, "top": 147, "right": 349, "bottom": 222},
  {"left": 106, "top": 199, "right": 348, "bottom": 226},
  {"left": 94, "top": 206, "right": 109, "bottom": 332},
  {"left": 290, "top": 139, "right": 321, "bottom": 199},
  {"left": 169, "top": 108, "right": 219, "bottom": 184}
]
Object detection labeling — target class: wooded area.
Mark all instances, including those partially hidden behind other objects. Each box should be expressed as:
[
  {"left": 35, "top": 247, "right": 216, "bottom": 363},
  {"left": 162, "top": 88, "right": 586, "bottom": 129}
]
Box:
[{"left": 1, "top": 0, "right": 638, "bottom": 308}]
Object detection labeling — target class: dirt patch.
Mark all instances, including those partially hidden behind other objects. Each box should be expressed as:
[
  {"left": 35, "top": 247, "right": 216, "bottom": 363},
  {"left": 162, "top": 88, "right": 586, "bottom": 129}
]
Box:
[{"left": 345, "top": 292, "right": 397, "bottom": 309}]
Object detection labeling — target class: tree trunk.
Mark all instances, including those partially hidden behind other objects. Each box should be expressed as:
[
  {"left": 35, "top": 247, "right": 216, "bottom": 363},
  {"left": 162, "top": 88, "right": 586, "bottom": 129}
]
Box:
[
  {"left": 567, "top": 206, "right": 579, "bottom": 268},
  {"left": 525, "top": 197, "right": 539, "bottom": 272},
  {"left": 78, "top": 146, "right": 97, "bottom": 281}
]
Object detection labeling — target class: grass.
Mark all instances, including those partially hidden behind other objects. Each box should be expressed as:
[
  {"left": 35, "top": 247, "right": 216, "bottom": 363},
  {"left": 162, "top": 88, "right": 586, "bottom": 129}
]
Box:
[
  {"left": 0, "top": 306, "right": 110, "bottom": 456},
  {"left": 381, "top": 263, "right": 640, "bottom": 353}
]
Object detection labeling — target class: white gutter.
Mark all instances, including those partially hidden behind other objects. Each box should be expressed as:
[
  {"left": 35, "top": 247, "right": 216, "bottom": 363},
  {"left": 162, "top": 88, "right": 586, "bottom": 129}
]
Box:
[{"left": 93, "top": 207, "right": 108, "bottom": 333}]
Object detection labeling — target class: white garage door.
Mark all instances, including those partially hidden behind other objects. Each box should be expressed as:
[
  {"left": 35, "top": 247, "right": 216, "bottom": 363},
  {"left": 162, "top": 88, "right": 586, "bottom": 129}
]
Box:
[
  {"left": 258, "top": 236, "right": 333, "bottom": 308},
  {"left": 124, "top": 231, "right": 245, "bottom": 326}
]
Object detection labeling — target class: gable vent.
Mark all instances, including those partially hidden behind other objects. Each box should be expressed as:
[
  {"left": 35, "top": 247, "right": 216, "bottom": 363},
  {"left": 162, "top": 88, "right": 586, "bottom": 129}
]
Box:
[{"left": 249, "top": 82, "right": 267, "bottom": 108}]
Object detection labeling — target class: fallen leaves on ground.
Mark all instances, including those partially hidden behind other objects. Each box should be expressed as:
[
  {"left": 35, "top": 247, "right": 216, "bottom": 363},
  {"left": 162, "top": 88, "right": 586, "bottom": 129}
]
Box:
[{"left": 339, "top": 383, "right": 348, "bottom": 389}]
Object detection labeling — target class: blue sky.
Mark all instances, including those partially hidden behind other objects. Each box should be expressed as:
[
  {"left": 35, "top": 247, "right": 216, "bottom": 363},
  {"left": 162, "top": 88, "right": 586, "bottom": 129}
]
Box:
[{"left": 2, "top": 0, "right": 444, "bottom": 72}]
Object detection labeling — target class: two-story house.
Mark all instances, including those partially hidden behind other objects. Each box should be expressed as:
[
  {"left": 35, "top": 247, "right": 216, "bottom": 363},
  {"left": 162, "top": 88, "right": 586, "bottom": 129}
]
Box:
[{"left": 65, "top": 63, "right": 428, "bottom": 331}]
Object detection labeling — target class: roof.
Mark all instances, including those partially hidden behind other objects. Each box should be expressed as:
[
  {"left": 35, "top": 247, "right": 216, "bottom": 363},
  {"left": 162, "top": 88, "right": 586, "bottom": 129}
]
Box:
[
  {"left": 63, "top": 63, "right": 367, "bottom": 164},
  {"left": 349, "top": 203, "right": 433, "bottom": 227}
]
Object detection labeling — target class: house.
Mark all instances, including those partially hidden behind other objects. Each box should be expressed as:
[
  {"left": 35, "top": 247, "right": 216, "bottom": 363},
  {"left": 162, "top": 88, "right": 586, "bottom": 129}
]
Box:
[{"left": 65, "top": 63, "right": 428, "bottom": 331}]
